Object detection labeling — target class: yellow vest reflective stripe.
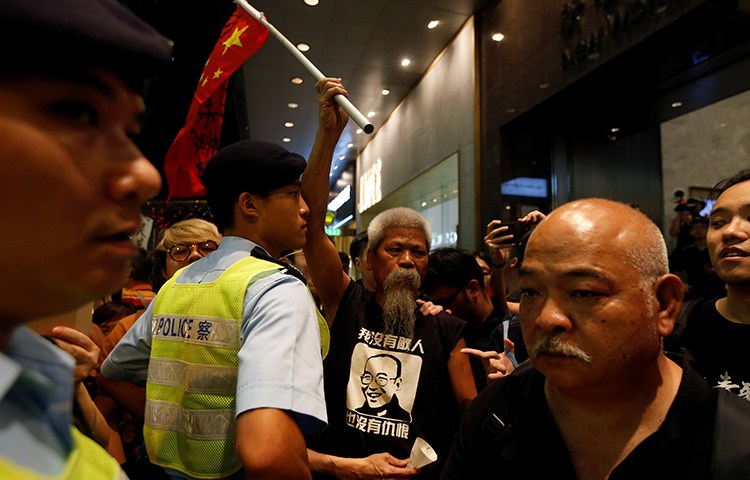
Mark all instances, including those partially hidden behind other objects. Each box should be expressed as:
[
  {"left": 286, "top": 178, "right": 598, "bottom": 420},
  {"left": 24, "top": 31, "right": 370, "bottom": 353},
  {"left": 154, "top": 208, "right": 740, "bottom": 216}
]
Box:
[
  {"left": 0, "top": 427, "right": 125, "bottom": 480},
  {"left": 145, "top": 256, "right": 281, "bottom": 479}
]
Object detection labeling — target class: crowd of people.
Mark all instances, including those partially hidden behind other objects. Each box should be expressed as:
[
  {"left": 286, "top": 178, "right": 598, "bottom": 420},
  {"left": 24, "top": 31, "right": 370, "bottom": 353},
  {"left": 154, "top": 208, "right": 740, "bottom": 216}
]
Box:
[{"left": 2, "top": 1, "right": 750, "bottom": 479}]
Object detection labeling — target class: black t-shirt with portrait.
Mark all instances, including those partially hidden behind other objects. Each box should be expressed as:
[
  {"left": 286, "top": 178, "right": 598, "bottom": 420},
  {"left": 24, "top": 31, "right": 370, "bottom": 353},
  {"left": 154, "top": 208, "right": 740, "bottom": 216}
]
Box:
[{"left": 306, "top": 280, "right": 465, "bottom": 479}]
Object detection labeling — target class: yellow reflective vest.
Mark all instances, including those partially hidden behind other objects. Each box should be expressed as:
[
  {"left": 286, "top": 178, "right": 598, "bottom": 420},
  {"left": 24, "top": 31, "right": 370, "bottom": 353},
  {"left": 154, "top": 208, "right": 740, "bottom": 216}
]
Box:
[
  {"left": 143, "top": 255, "right": 327, "bottom": 479},
  {"left": 0, "top": 428, "right": 125, "bottom": 480}
]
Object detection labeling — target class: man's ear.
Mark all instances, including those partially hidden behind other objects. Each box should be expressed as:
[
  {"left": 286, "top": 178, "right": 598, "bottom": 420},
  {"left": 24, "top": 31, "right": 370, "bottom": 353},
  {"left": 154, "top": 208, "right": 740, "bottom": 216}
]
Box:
[
  {"left": 466, "top": 279, "right": 482, "bottom": 299},
  {"left": 366, "top": 246, "right": 375, "bottom": 271},
  {"left": 654, "top": 273, "right": 684, "bottom": 337},
  {"left": 238, "top": 192, "right": 259, "bottom": 218}
]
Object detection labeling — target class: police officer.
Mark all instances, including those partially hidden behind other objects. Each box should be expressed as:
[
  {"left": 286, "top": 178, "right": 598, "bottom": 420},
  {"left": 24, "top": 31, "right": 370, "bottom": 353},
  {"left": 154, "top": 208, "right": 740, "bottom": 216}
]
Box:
[
  {"left": 102, "top": 131, "right": 339, "bottom": 479},
  {"left": 0, "top": 0, "right": 171, "bottom": 477}
]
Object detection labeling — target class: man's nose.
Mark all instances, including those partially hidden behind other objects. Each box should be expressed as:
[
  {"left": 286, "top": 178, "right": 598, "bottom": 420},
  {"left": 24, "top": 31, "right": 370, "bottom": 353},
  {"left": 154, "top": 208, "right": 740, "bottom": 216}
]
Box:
[
  {"left": 186, "top": 245, "right": 204, "bottom": 263},
  {"left": 398, "top": 250, "right": 415, "bottom": 268},
  {"left": 533, "top": 297, "right": 573, "bottom": 334}
]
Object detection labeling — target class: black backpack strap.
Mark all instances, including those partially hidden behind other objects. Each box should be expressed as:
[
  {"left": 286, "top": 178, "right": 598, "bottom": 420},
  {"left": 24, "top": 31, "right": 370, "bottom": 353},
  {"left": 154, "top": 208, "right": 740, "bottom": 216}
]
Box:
[
  {"left": 711, "top": 390, "right": 750, "bottom": 479},
  {"left": 480, "top": 360, "right": 535, "bottom": 461},
  {"left": 250, "top": 246, "right": 307, "bottom": 285}
]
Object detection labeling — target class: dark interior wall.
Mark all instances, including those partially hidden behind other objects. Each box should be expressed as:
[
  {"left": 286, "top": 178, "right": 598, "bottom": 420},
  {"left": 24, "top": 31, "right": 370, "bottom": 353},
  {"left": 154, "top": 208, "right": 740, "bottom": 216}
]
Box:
[
  {"left": 567, "top": 127, "right": 663, "bottom": 222},
  {"left": 476, "top": 0, "right": 712, "bottom": 225}
]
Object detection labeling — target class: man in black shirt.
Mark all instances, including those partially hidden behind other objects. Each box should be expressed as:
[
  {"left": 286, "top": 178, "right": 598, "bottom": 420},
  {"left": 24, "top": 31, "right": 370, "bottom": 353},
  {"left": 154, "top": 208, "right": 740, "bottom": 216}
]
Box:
[{"left": 443, "top": 198, "right": 750, "bottom": 479}]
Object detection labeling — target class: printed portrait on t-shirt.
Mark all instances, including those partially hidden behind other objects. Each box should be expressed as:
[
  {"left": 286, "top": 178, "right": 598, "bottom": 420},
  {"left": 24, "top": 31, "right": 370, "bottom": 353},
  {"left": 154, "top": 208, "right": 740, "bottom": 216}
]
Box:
[{"left": 345, "top": 343, "right": 421, "bottom": 432}]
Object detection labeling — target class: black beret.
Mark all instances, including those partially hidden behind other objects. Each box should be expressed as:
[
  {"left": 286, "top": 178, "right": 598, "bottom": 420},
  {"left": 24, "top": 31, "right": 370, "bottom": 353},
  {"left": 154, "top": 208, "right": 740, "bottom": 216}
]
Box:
[
  {"left": 0, "top": 0, "right": 172, "bottom": 76},
  {"left": 202, "top": 140, "right": 307, "bottom": 197}
]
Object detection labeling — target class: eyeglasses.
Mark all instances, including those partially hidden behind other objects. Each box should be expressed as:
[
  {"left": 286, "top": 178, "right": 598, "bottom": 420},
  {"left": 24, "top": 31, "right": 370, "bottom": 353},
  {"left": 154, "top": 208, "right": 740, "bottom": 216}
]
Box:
[
  {"left": 360, "top": 373, "right": 397, "bottom": 387},
  {"left": 167, "top": 240, "right": 219, "bottom": 262}
]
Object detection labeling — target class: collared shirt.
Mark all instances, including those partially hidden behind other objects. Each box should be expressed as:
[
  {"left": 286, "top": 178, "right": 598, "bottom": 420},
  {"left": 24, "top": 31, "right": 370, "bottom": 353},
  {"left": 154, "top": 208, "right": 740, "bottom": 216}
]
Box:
[
  {"left": 442, "top": 354, "right": 718, "bottom": 479},
  {"left": 102, "top": 236, "right": 327, "bottom": 434},
  {"left": 0, "top": 326, "right": 76, "bottom": 475}
]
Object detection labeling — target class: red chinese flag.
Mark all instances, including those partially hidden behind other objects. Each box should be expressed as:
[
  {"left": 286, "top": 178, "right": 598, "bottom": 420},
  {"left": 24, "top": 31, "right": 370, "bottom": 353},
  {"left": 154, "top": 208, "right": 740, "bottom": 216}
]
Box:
[{"left": 164, "top": 6, "right": 268, "bottom": 198}]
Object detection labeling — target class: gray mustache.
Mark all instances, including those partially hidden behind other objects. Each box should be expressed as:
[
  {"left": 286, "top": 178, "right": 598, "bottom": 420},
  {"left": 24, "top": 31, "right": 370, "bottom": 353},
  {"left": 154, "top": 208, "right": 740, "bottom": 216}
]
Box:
[{"left": 530, "top": 336, "right": 592, "bottom": 363}]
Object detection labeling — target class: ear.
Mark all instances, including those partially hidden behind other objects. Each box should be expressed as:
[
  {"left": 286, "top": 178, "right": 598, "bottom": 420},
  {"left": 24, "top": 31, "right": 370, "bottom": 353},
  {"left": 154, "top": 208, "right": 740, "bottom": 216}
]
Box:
[
  {"left": 465, "top": 279, "right": 482, "bottom": 299},
  {"left": 366, "top": 246, "right": 375, "bottom": 271},
  {"left": 237, "top": 192, "right": 259, "bottom": 218},
  {"left": 509, "top": 256, "right": 520, "bottom": 268},
  {"left": 654, "top": 273, "right": 684, "bottom": 337}
]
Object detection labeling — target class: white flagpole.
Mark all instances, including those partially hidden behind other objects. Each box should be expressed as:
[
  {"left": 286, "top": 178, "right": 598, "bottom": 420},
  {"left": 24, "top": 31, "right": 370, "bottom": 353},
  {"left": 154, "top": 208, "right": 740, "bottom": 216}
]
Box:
[{"left": 236, "top": 0, "right": 374, "bottom": 134}]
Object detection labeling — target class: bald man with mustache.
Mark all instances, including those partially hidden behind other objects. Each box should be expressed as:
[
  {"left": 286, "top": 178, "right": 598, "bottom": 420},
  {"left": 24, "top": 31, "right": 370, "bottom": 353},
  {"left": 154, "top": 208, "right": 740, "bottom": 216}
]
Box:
[{"left": 442, "top": 198, "right": 750, "bottom": 480}]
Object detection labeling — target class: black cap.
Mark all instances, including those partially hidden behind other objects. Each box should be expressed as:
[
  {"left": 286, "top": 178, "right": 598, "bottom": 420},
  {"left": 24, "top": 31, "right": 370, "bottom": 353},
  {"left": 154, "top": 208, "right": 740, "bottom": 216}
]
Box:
[
  {"left": 0, "top": 0, "right": 172, "bottom": 77},
  {"left": 202, "top": 140, "right": 307, "bottom": 197}
]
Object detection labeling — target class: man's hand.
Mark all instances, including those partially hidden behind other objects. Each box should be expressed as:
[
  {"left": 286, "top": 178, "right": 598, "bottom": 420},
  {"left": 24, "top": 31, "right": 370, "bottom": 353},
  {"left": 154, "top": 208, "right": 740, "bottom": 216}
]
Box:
[
  {"left": 51, "top": 325, "right": 99, "bottom": 384},
  {"left": 333, "top": 452, "right": 419, "bottom": 479},
  {"left": 315, "top": 77, "right": 349, "bottom": 136},
  {"left": 416, "top": 299, "right": 450, "bottom": 316},
  {"left": 461, "top": 339, "right": 517, "bottom": 381},
  {"left": 484, "top": 220, "right": 513, "bottom": 269}
]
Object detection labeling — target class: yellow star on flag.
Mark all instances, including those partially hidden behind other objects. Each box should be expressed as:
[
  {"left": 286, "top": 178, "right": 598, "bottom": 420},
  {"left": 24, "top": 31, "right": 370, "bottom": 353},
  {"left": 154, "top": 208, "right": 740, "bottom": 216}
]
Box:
[
  {"left": 213, "top": 68, "right": 224, "bottom": 80},
  {"left": 222, "top": 26, "right": 248, "bottom": 55}
]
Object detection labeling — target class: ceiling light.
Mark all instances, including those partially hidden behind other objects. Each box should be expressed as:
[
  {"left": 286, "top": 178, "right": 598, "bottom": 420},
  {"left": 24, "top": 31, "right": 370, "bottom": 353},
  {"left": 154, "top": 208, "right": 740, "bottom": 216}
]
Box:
[
  {"left": 421, "top": 201, "right": 427, "bottom": 207},
  {"left": 492, "top": 33, "right": 505, "bottom": 42},
  {"left": 611, "top": 127, "right": 620, "bottom": 133},
  {"left": 356, "top": 128, "right": 363, "bottom": 134},
  {"left": 282, "top": 137, "right": 291, "bottom": 143},
  {"left": 304, "top": 0, "right": 319, "bottom": 5},
  {"left": 347, "top": 143, "right": 353, "bottom": 148},
  {"left": 367, "top": 111, "right": 376, "bottom": 118},
  {"left": 671, "top": 101, "right": 683, "bottom": 108},
  {"left": 506, "top": 108, "right": 516, "bottom": 113},
  {"left": 287, "top": 102, "right": 298, "bottom": 109},
  {"left": 284, "top": 122, "right": 294, "bottom": 128},
  {"left": 427, "top": 20, "right": 440, "bottom": 29},
  {"left": 539, "top": 83, "right": 549, "bottom": 89},
  {"left": 432, "top": 198, "right": 438, "bottom": 203},
  {"left": 290, "top": 76, "right": 304, "bottom": 85},
  {"left": 339, "top": 155, "right": 345, "bottom": 160},
  {"left": 329, "top": 173, "right": 332, "bottom": 177},
  {"left": 381, "top": 89, "right": 390, "bottom": 96},
  {"left": 296, "top": 42, "right": 310, "bottom": 52},
  {"left": 333, "top": 165, "right": 339, "bottom": 170},
  {"left": 401, "top": 58, "right": 411, "bottom": 67}
]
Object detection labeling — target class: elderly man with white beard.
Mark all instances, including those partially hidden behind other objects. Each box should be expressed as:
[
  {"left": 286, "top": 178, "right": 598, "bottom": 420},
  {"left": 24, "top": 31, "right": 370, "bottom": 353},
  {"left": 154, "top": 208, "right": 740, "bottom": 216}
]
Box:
[{"left": 301, "top": 78, "right": 477, "bottom": 480}]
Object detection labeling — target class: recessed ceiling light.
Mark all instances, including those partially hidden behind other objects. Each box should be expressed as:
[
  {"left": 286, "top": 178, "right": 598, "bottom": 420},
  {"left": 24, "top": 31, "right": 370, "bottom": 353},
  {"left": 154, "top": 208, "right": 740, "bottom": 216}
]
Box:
[
  {"left": 611, "top": 127, "right": 620, "bottom": 133},
  {"left": 401, "top": 58, "right": 411, "bottom": 67},
  {"left": 356, "top": 128, "right": 363, "bottom": 134},
  {"left": 432, "top": 198, "right": 438, "bottom": 203},
  {"left": 282, "top": 137, "right": 291, "bottom": 143},
  {"left": 671, "top": 101, "right": 683, "bottom": 108},
  {"left": 427, "top": 20, "right": 440, "bottom": 29},
  {"left": 304, "top": 0, "right": 319, "bottom": 5},
  {"left": 329, "top": 173, "right": 332, "bottom": 177},
  {"left": 347, "top": 143, "right": 353, "bottom": 148},
  {"left": 492, "top": 33, "right": 505, "bottom": 42},
  {"left": 287, "top": 102, "right": 298, "bottom": 109},
  {"left": 333, "top": 165, "right": 339, "bottom": 170},
  {"left": 290, "top": 76, "right": 304, "bottom": 85},
  {"left": 339, "top": 155, "right": 345, "bottom": 160},
  {"left": 285, "top": 122, "right": 294, "bottom": 128},
  {"left": 506, "top": 108, "right": 516, "bottom": 113},
  {"left": 421, "top": 201, "right": 427, "bottom": 207},
  {"left": 296, "top": 42, "right": 310, "bottom": 52},
  {"left": 381, "top": 89, "right": 390, "bottom": 96},
  {"left": 367, "top": 111, "right": 376, "bottom": 118},
  {"left": 539, "top": 83, "right": 549, "bottom": 89}
]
